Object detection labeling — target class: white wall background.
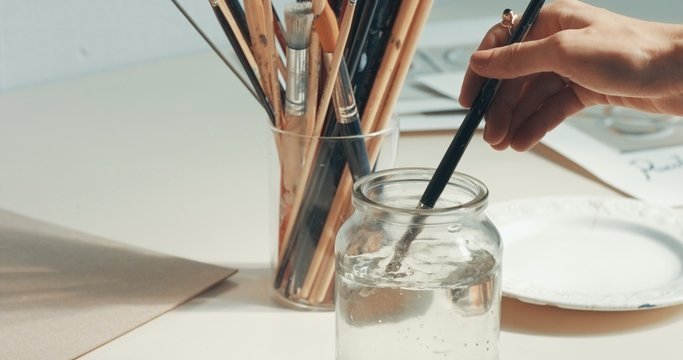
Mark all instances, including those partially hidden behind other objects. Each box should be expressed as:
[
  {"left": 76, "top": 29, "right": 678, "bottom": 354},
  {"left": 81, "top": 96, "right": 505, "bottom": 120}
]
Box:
[
  {"left": 0, "top": 0, "right": 241, "bottom": 91},
  {"left": 0, "top": 0, "right": 680, "bottom": 92}
]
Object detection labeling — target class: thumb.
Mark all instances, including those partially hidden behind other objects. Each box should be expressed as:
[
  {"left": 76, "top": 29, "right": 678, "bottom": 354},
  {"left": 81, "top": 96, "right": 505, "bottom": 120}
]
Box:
[{"left": 469, "top": 38, "right": 559, "bottom": 79}]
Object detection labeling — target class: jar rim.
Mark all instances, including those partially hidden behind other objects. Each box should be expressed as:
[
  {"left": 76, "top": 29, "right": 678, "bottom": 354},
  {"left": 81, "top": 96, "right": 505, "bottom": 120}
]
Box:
[{"left": 352, "top": 167, "right": 489, "bottom": 216}]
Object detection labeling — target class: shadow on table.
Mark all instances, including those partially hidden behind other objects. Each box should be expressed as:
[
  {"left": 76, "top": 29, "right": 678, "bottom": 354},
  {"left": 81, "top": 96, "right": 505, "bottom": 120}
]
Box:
[
  {"left": 0, "top": 209, "right": 235, "bottom": 360},
  {"left": 184, "top": 267, "right": 312, "bottom": 312},
  {"left": 192, "top": 266, "right": 683, "bottom": 332},
  {"left": 502, "top": 297, "right": 683, "bottom": 335}
]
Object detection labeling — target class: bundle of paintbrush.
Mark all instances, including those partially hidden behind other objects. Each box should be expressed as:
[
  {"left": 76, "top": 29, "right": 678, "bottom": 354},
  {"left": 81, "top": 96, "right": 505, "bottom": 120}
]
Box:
[{"left": 195, "top": 0, "right": 435, "bottom": 309}]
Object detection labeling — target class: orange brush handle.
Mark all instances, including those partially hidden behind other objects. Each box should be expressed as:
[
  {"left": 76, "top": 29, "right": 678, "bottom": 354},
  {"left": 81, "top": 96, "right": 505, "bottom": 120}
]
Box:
[{"left": 314, "top": 4, "right": 339, "bottom": 53}]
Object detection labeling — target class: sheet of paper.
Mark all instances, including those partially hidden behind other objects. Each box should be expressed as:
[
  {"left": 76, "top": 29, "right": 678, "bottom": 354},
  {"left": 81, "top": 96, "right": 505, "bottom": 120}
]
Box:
[
  {"left": 396, "top": 17, "right": 496, "bottom": 124},
  {"left": 399, "top": 112, "right": 467, "bottom": 132},
  {"left": 414, "top": 71, "right": 466, "bottom": 102},
  {"left": 542, "top": 108, "right": 683, "bottom": 207},
  {"left": 394, "top": 97, "right": 459, "bottom": 115},
  {"left": 0, "top": 209, "right": 237, "bottom": 360}
]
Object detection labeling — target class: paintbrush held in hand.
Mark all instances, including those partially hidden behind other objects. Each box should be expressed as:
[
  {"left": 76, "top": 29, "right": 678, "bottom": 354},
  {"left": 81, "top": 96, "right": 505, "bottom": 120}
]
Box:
[{"left": 174, "top": 0, "right": 435, "bottom": 308}]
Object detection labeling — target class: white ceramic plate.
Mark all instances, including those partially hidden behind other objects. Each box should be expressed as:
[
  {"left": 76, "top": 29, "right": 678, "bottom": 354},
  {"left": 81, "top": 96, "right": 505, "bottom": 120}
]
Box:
[{"left": 488, "top": 196, "right": 683, "bottom": 311}]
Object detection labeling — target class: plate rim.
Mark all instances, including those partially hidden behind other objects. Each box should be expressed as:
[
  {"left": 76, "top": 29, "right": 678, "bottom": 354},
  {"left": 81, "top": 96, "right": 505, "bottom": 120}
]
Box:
[{"left": 488, "top": 195, "right": 683, "bottom": 311}]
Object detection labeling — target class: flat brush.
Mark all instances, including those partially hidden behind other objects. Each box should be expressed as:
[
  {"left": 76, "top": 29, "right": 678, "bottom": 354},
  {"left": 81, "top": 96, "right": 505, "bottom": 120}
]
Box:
[
  {"left": 276, "top": 2, "right": 315, "bottom": 265},
  {"left": 276, "top": 1, "right": 369, "bottom": 293},
  {"left": 284, "top": 2, "right": 314, "bottom": 120}
]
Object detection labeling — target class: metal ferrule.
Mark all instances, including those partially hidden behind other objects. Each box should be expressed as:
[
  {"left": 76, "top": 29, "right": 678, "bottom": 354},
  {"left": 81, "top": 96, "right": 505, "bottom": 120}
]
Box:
[
  {"left": 332, "top": 65, "right": 358, "bottom": 124},
  {"left": 417, "top": 202, "right": 431, "bottom": 210},
  {"left": 285, "top": 48, "right": 308, "bottom": 116}
]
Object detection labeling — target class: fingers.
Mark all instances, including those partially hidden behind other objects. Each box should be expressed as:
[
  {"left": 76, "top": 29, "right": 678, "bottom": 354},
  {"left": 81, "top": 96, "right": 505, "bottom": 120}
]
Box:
[
  {"left": 461, "top": 0, "right": 598, "bottom": 107},
  {"left": 482, "top": 76, "right": 528, "bottom": 146},
  {"left": 459, "top": 22, "right": 512, "bottom": 108},
  {"left": 460, "top": 19, "right": 571, "bottom": 107},
  {"left": 459, "top": 0, "right": 602, "bottom": 151},
  {"left": 486, "top": 74, "right": 589, "bottom": 151},
  {"left": 513, "top": 73, "right": 566, "bottom": 122},
  {"left": 469, "top": 36, "right": 566, "bottom": 80},
  {"left": 509, "top": 84, "right": 587, "bottom": 151},
  {"left": 486, "top": 72, "right": 561, "bottom": 149}
]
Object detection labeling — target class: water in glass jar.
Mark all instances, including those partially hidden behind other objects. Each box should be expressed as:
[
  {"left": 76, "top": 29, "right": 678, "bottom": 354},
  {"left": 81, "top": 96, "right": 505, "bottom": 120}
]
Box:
[{"left": 336, "top": 240, "right": 500, "bottom": 360}]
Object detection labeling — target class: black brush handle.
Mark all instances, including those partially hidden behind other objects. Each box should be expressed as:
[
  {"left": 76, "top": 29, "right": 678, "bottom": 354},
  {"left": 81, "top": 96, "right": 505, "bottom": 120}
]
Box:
[
  {"left": 386, "top": 0, "right": 546, "bottom": 273},
  {"left": 338, "top": 119, "right": 371, "bottom": 181},
  {"left": 349, "top": 0, "right": 401, "bottom": 113},
  {"left": 345, "top": 0, "right": 379, "bottom": 76},
  {"left": 420, "top": 0, "right": 545, "bottom": 208},
  {"left": 226, "top": 0, "right": 251, "bottom": 46},
  {"left": 419, "top": 78, "right": 500, "bottom": 207},
  {"left": 210, "top": 5, "right": 275, "bottom": 123}
]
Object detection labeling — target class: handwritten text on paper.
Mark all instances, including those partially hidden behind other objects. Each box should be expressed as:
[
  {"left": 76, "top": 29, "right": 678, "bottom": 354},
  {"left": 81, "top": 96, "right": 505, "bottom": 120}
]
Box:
[{"left": 630, "top": 154, "right": 683, "bottom": 181}]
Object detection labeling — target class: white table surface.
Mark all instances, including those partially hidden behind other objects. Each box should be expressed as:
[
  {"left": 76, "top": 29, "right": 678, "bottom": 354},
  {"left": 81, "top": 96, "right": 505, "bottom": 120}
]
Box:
[{"left": 3, "top": 3, "right": 683, "bottom": 357}]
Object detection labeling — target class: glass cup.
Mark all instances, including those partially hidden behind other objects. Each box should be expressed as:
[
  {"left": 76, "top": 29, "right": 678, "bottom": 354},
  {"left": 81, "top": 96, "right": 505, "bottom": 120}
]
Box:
[
  {"left": 268, "top": 117, "right": 399, "bottom": 310},
  {"left": 335, "top": 168, "right": 502, "bottom": 359}
]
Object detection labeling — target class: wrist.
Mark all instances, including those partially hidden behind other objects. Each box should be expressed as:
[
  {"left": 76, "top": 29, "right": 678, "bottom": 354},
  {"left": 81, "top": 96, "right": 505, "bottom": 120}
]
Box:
[{"left": 661, "top": 24, "right": 683, "bottom": 96}]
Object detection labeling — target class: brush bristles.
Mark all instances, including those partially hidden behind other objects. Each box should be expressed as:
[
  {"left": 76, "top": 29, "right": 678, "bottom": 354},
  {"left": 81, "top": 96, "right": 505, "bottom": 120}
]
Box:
[{"left": 284, "top": 2, "right": 314, "bottom": 50}]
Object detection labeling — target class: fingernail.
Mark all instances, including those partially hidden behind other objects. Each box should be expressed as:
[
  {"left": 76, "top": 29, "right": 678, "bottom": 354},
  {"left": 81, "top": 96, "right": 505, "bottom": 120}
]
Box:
[{"left": 470, "top": 50, "right": 492, "bottom": 68}]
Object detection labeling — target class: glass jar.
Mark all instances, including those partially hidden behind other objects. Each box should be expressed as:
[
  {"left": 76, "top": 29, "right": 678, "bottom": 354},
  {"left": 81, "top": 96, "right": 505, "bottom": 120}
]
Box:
[
  {"left": 269, "top": 117, "right": 399, "bottom": 310},
  {"left": 335, "top": 168, "right": 502, "bottom": 360}
]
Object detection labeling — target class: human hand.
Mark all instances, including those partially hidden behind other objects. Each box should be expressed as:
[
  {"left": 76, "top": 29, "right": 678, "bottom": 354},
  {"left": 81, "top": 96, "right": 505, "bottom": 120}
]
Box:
[{"left": 459, "top": 0, "right": 683, "bottom": 151}]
